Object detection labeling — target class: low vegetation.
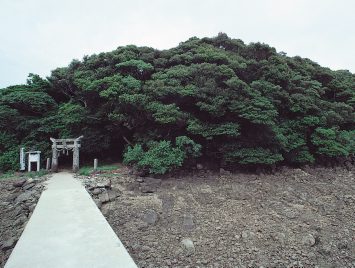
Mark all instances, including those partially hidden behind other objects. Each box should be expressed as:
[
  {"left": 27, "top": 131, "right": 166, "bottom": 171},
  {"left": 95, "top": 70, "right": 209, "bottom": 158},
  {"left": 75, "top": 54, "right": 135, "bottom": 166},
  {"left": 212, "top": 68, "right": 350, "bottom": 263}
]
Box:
[{"left": 78, "top": 164, "right": 120, "bottom": 176}]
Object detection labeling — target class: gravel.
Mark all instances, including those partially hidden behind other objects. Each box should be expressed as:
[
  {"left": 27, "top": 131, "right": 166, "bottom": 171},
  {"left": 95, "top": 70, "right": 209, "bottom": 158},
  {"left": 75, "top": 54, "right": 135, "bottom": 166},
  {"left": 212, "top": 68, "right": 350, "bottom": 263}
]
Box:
[{"left": 79, "top": 166, "right": 355, "bottom": 268}]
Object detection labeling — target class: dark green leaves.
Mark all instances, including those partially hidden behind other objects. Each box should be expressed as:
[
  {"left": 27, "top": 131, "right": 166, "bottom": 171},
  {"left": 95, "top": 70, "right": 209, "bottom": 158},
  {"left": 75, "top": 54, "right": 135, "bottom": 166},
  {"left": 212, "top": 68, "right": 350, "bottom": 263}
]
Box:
[{"left": 1, "top": 34, "right": 354, "bottom": 173}]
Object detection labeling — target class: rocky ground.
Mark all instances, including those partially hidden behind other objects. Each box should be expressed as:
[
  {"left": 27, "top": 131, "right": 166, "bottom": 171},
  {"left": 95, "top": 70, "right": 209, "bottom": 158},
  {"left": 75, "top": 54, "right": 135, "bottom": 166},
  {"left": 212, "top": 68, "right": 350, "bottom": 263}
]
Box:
[
  {"left": 80, "top": 166, "right": 355, "bottom": 268},
  {"left": 0, "top": 175, "right": 47, "bottom": 267}
]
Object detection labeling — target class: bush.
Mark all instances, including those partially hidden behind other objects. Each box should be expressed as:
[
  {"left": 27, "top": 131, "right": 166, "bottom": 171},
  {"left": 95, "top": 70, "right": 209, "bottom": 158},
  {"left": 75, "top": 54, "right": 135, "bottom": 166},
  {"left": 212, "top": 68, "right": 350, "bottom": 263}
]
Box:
[
  {"left": 0, "top": 149, "right": 18, "bottom": 172},
  {"left": 123, "top": 136, "right": 201, "bottom": 174}
]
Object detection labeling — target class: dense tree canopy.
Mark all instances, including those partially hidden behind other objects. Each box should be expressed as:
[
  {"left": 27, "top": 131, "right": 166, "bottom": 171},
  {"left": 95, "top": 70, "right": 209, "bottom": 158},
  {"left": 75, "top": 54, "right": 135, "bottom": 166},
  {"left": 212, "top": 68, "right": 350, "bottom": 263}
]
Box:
[{"left": 1, "top": 33, "right": 354, "bottom": 173}]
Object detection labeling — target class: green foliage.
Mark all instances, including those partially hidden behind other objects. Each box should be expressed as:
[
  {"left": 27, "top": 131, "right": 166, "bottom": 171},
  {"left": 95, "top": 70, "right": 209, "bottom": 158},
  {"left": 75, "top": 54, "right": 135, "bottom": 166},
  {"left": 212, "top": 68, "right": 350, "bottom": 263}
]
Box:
[
  {"left": 175, "top": 136, "right": 202, "bottom": 158},
  {"left": 224, "top": 147, "right": 284, "bottom": 165},
  {"left": 0, "top": 33, "right": 354, "bottom": 173},
  {"left": 123, "top": 137, "right": 201, "bottom": 174},
  {"left": 0, "top": 148, "right": 18, "bottom": 172},
  {"left": 311, "top": 128, "right": 354, "bottom": 157},
  {"left": 187, "top": 119, "right": 240, "bottom": 139}
]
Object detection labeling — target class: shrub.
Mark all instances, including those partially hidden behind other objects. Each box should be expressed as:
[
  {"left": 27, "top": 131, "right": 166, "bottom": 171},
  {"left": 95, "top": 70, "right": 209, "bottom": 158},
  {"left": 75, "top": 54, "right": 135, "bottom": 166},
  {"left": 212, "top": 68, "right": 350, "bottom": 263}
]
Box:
[
  {"left": 0, "top": 149, "right": 18, "bottom": 172},
  {"left": 123, "top": 136, "right": 201, "bottom": 174}
]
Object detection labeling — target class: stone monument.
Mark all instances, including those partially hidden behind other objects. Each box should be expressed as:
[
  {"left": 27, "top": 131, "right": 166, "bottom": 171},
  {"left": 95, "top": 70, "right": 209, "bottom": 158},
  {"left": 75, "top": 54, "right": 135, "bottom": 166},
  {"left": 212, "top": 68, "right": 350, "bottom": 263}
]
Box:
[{"left": 27, "top": 151, "right": 41, "bottom": 172}]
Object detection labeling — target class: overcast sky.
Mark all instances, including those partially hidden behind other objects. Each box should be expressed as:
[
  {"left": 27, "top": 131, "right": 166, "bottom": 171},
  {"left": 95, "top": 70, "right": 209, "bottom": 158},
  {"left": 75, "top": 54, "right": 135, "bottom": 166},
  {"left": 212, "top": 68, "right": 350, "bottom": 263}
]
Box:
[{"left": 0, "top": 0, "right": 354, "bottom": 88}]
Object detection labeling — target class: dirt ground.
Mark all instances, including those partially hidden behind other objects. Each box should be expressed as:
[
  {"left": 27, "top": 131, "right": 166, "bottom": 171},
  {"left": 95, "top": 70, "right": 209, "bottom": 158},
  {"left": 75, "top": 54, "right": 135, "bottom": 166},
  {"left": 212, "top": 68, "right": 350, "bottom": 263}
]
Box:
[{"left": 82, "top": 166, "right": 355, "bottom": 268}]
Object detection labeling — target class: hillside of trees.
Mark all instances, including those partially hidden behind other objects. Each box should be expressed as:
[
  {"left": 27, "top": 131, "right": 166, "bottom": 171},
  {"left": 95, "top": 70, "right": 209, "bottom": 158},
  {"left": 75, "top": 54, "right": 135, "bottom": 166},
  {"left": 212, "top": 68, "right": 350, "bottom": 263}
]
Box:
[{"left": 1, "top": 33, "right": 354, "bottom": 174}]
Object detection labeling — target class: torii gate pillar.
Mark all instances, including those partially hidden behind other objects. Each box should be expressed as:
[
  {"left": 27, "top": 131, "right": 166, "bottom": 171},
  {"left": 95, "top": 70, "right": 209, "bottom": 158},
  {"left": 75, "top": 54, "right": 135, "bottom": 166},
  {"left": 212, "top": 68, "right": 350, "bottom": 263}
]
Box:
[{"left": 50, "top": 136, "right": 83, "bottom": 173}]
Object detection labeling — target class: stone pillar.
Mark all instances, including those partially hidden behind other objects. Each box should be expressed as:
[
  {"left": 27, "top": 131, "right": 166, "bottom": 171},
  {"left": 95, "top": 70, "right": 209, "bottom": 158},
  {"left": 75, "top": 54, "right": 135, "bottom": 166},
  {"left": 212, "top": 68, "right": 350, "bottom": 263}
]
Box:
[
  {"left": 52, "top": 144, "right": 58, "bottom": 172},
  {"left": 73, "top": 143, "right": 80, "bottom": 172},
  {"left": 37, "top": 155, "right": 40, "bottom": 171},
  {"left": 20, "top": 147, "right": 25, "bottom": 171},
  {"left": 46, "top": 158, "right": 51, "bottom": 170},
  {"left": 28, "top": 157, "right": 31, "bottom": 172},
  {"left": 94, "top": 159, "right": 98, "bottom": 170}
]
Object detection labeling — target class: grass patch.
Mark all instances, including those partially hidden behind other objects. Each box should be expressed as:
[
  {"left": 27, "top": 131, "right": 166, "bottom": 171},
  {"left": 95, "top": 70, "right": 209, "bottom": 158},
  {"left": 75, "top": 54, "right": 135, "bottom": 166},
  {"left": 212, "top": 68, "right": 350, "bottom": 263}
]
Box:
[
  {"left": 78, "top": 164, "right": 120, "bottom": 176},
  {"left": 0, "top": 171, "right": 16, "bottom": 180},
  {"left": 0, "top": 169, "right": 48, "bottom": 180},
  {"left": 27, "top": 169, "right": 48, "bottom": 178}
]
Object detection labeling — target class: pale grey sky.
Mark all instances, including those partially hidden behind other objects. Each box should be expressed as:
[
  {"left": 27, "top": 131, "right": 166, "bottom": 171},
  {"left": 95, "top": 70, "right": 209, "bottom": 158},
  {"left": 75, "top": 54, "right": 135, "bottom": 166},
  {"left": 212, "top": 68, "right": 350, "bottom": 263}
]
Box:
[{"left": 0, "top": 0, "right": 354, "bottom": 88}]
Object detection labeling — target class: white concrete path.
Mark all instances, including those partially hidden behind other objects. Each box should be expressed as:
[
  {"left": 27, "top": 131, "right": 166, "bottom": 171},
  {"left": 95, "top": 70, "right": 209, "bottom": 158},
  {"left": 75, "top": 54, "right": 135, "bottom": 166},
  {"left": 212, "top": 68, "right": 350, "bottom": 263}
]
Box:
[{"left": 5, "top": 172, "right": 137, "bottom": 268}]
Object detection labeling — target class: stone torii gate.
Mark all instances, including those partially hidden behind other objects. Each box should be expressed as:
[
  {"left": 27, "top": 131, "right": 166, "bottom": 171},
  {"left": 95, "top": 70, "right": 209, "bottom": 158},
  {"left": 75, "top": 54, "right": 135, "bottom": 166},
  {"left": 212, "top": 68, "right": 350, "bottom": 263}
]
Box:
[{"left": 50, "top": 136, "right": 83, "bottom": 172}]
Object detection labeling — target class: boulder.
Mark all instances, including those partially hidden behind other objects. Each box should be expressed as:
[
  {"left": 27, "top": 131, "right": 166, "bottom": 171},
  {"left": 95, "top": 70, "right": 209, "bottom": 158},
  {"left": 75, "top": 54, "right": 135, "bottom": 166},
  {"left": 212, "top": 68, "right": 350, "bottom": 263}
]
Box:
[
  {"left": 13, "top": 215, "right": 27, "bottom": 227},
  {"left": 136, "top": 177, "right": 144, "bottom": 183},
  {"left": 182, "top": 214, "right": 195, "bottom": 231},
  {"left": 13, "top": 179, "right": 27, "bottom": 188},
  {"left": 144, "top": 177, "right": 162, "bottom": 185},
  {"left": 181, "top": 238, "right": 195, "bottom": 256},
  {"left": 98, "top": 189, "right": 120, "bottom": 203},
  {"left": 219, "top": 168, "right": 231, "bottom": 175},
  {"left": 140, "top": 177, "right": 162, "bottom": 193},
  {"left": 92, "top": 188, "right": 102, "bottom": 195},
  {"left": 15, "top": 191, "right": 34, "bottom": 204},
  {"left": 107, "top": 189, "right": 120, "bottom": 201},
  {"left": 302, "top": 234, "right": 316, "bottom": 246},
  {"left": 98, "top": 192, "right": 110, "bottom": 203},
  {"left": 1, "top": 238, "right": 16, "bottom": 251},
  {"left": 93, "top": 198, "right": 102, "bottom": 209},
  {"left": 96, "top": 179, "right": 111, "bottom": 189},
  {"left": 28, "top": 204, "right": 36, "bottom": 212},
  {"left": 7, "top": 192, "right": 20, "bottom": 202},
  {"left": 140, "top": 184, "right": 156, "bottom": 193},
  {"left": 23, "top": 182, "right": 35, "bottom": 191},
  {"left": 23, "top": 178, "right": 34, "bottom": 186},
  {"left": 142, "top": 209, "right": 158, "bottom": 225}
]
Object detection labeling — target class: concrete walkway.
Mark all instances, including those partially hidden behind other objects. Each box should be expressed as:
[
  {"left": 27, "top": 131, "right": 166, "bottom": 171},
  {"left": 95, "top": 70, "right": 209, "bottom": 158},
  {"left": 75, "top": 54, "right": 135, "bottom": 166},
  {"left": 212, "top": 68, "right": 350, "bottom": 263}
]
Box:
[{"left": 5, "top": 172, "right": 137, "bottom": 268}]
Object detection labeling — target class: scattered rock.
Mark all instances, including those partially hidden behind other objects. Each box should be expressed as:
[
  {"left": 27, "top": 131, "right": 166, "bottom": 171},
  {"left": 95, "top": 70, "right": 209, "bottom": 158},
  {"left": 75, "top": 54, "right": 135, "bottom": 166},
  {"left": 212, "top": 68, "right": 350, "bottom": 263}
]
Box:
[
  {"left": 126, "top": 181, "right": 140, "bottom": 192},
  {"left": 302, "top": 234, "right": 316, "bottom": 246},
  {"left": 98, "top": 192, "right": 110, "bottom": 203},
  {"left": 13, "top": 206, "right": 24, "bottom": 216},
  {"left": 92, "top": 188, "right": 102, "bottom": 195},
  {"left": 28, "top": 204, "right": 36, "bottom": 212},
  {"left": 132, "top": 168, "right": 148, "bottom": 177},
  {"left": 183, "top": 214, "right": 195, "bottom": 231},
  {"left": 140, "top": 179, "right": 161, "bottom": 193},
  {"left": 219, "top": 168, "right": 231, "bottom": 175},
  {"left": 6, "top": 193, "right": 20, "bottom": 202},
  {"left": 140, "top": 184, "right": 156, "bottom": 193},
  {"left": 144, "top": 177, "right": 162, "bottom": 185},
  {"left": 23, "top": 182, "right": 35, "bottom": 191},
  {"left": 137, "top": 221, "right": 149, "bottom": 231},
  {"left": 101, "top": 204, "right": 111, "bottom": 215},
  {"left": 142, "top": 209, "right": 158, "bottom": 225},
  {"left": 107, "top": 189, "right": 120, "bottom": 201},
  {"left": 13, "top": 215, "right": 27, "bottom": 227},
  {"left": 272, "top": 232, "right": 287, "bottom": 244},
  {"left": 13, "top": 179, "right": 26, "bottom": 188},
  {"left": 25, "top": 178, "right": 35, "bottom": 185},
  {"left": 1, "top": 238, "right": 16, "bottom": 251},
  {"left": 93, "top": 198, "right": 102, "bottom": 209},
  {"left": 241, "top": 230, "right": 255, "bottom": 240},
  {"left": 136, "top": 177, "right": 144, "bottom": 183},
  {"left": 15, "top": 191, "right": 34, "bottom": 204},
  {"left": 97, "top": 189, "right": 120, "bottom": 203},
  {"left": 181, "top": 238, "right": 195, "bottom": 256},
  {"left": 196, "top": 164, "right": 203, "bottom": 170},
  {"left": 96, "top": 179, "right": 111, "bottom": 189}
]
